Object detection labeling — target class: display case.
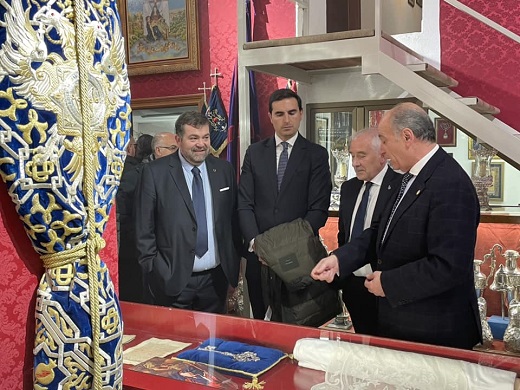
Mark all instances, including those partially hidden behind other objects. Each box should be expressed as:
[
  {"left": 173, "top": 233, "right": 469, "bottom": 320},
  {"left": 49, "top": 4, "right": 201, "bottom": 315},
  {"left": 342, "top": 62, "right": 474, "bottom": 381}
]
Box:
[{"left": 121, "top": 302, "right": 520, "bottom": 390}]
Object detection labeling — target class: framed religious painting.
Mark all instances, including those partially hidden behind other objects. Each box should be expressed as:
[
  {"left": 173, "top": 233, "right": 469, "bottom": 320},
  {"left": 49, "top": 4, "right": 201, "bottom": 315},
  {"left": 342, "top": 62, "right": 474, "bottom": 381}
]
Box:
[
  {"left": 434, "top": 118, "right": 456, "bottom": 147},
  {"left": 467, "top": 138, "right": 499, "bottom": 160},
  {"left": 119, "top": 0, "right": 200, "bottom": 76}
]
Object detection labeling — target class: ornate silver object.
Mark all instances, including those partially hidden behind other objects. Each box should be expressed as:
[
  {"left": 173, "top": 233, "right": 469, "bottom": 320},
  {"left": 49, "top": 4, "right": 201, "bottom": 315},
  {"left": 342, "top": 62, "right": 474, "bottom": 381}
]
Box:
[
  {"left": 198, "top": 345, "right": 261, "bottom": 362},
  {"left": 477, "top": 297, "right": 494, "bottom": 349},
  {"left": 490, "top": 264, "right": 510, "bottom": 319},
  {"left": 331, "top": 149, "right": 350, "bottom": 190},
  {"left": 470, "top": 143, "right": 496, "bottom": 211},
  {"left": 335, "top": 289, "right": 353, "bottom": 330},
  {"left": 503, "top": 250, "right": 520, "bottom": 306},
  {"left": 503, "top": 303, "right": 520, "bottom": 354}
]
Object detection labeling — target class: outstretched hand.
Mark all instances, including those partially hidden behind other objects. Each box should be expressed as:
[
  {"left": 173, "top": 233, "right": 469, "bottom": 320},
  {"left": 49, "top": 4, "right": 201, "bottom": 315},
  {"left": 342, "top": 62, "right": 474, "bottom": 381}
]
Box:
[{"left": 311, "top": 254, "right": 339, "bottom": 283}]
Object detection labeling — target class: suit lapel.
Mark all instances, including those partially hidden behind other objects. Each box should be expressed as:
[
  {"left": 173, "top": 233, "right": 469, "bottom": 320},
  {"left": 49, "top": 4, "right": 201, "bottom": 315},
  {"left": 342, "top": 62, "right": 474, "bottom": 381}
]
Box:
[
  {"left": 264, "top": 138, "right": 278, "bottom": 200},
  {"left": 278, "top": 134, "right": 305, "bottom": 195},
  {"left": 205, "top": 156, "right": 221, "bottom": 223},
  {"left": 379, "top": 150, "right": 444, "bottom": 248},
  {"left": 169, "top": 153, "right": 196, "bottom": 221},
  {"left": 342, "top": 179, "right": 363, "bottom": 242}
]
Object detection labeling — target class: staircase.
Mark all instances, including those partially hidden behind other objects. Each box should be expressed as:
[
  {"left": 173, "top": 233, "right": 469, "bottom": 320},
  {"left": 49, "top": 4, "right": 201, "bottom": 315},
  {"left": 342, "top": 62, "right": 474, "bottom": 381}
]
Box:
[{"left": 237, "top": 0, "right": 520, "bottom": 170}]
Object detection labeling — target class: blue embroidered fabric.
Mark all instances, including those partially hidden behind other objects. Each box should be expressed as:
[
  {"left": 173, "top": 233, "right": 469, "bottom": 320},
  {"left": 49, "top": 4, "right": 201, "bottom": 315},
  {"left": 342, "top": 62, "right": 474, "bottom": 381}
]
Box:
[{"left": 177, "top": 338, "right": 288, "bottom": 378}]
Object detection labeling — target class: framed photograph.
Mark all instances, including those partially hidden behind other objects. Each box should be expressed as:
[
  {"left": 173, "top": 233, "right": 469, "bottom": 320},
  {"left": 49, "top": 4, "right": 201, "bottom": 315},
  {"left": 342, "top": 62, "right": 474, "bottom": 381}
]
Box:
[
  {"left": 467, "top": 138, "right": 499, "bottom": 160},
  {"left": 408, "top": 0, "right": 415, "bottom": 6},
  {"left": 434, "top": 118, "right": 456, "bottom": 147},
  {"left": 367, "top": 109, "right": 388, "bottom": 128},
  {"left": 471, "top": 162, "right": 504, "bottom": 201},
  {"left": 119, "top": 0, "right": 200, "bottom": 76}
]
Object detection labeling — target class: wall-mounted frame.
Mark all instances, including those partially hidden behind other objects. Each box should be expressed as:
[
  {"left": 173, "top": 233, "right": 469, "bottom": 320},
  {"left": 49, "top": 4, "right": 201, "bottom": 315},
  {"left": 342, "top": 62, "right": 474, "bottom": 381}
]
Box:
[
  {"left": 434, "top": 118, "right": 456, "bottom": 147},
  {"left": 131, "top": 94, "right": 205, "bottom": 136},
  {"left": 471, "top": 162, "right": 504, "bottom": 201},
  {"left": 467, "top": 138, "right": 499, "bottom": 160},
  {"left": 119, "top": 0, "right": 200, "bottom": 76}
]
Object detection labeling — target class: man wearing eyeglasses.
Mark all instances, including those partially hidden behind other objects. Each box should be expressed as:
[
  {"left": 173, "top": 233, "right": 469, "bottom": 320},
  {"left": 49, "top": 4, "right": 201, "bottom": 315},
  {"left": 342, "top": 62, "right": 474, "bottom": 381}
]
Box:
[{"left": 152, "top": 132, "right": 178, "bottom": 159}]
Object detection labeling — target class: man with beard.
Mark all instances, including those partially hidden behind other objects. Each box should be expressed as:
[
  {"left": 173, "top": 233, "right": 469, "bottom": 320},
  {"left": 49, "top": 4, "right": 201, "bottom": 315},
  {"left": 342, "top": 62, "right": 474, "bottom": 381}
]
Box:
[{"left": 135, "top": 111, "right": 241, "bottom": 313}]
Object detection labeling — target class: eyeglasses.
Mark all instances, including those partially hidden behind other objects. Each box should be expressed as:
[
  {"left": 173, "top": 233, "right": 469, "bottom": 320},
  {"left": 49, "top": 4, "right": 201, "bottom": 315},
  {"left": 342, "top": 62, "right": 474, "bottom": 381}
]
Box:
[{"left": 157, "top": 145, "right": 177, "bottom": 151}]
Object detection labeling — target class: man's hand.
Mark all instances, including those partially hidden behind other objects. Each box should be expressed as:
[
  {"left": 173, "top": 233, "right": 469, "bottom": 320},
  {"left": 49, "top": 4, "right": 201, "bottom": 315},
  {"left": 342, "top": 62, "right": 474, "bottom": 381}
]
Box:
[
  {"left": 311, "top": 254, "right": 339, "bottom": 283},
  {"left": 365, "top": 271, "right": 385, "bottom": 297}
]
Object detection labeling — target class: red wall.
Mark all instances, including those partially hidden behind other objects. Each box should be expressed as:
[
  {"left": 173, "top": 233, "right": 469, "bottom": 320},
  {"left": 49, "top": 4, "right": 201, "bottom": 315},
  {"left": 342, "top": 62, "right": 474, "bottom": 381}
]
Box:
[{"left": 441, "top": 0, "right": 520, "bottom": 132}]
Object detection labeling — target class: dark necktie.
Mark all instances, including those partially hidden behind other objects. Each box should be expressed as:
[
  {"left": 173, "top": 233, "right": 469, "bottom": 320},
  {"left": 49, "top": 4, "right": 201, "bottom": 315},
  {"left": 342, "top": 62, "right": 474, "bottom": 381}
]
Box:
[
  {"left": 382, "top": 172, "right": 413, "bottom": 242},
  {"left": 192, "top": 167, "right": 208, "bottom": 257},
  {"left": 350, "top": 181, "right": 373, "bottom": 240},
  {"left": 277, "top": 141, "right": 289, "bottom": 190}
]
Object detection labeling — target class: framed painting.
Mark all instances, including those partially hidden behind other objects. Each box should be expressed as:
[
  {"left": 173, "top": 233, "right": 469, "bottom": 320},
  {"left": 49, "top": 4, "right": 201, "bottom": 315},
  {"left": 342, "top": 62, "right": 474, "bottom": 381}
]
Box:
[
  {"left": 119, "top": 0, "right": 200, "bottom": 76},
  {"left": 471, "top": 162, "right": 504, "bottom": 201},
  {"left": 434, "top": 118, "right": 456, "bottom": 147},
  {"left": 467, "top": 138, "right": 499, "bottom": 160}
]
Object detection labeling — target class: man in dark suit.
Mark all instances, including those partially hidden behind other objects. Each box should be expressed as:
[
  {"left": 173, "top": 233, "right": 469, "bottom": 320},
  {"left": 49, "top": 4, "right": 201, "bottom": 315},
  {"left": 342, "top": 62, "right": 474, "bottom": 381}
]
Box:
[
  {"left": 312, "top": 103, "right": 481, "bottom": 349},
  {"left": 238, "top": 89, "right": 332, "bottom": 321},
  {"left": 337, "top": 128, "right": 401, "bottom": 335},
  {"left": 135, "top": 111, "right": 240, "bottom": 314}
]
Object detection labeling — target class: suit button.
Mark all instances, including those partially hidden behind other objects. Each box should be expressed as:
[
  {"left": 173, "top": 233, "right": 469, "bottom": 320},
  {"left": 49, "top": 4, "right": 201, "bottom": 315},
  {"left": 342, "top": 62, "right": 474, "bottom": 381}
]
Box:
[{"left": 377, "top": 259, "right": 382, "bottom": 265}]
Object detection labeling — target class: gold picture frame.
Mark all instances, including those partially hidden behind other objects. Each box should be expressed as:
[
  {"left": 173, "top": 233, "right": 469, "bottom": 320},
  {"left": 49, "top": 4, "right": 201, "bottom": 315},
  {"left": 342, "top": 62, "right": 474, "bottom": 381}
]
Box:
[
  {"left": 471, "top": 162, "right": 504, "bottom": 201},
  {"left": 467, "top": 138, "right": 500, "bottom": 160},
  {"left": 119, "top": 0, "right": 200, "bottom": 76}
]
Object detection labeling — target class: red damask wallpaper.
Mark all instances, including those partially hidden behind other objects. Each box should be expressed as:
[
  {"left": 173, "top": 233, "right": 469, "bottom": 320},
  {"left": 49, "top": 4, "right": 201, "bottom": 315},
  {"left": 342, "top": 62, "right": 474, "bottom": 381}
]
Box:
[{"left": 441, "top": 0, "right": 520, "bottom": 132}]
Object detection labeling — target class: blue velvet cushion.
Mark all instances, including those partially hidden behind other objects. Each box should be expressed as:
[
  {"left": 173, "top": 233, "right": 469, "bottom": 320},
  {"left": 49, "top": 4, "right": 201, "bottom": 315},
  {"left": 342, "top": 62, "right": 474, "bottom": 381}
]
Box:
[{"left": 177, "top": 338, "right": 287, "bottom": 378}]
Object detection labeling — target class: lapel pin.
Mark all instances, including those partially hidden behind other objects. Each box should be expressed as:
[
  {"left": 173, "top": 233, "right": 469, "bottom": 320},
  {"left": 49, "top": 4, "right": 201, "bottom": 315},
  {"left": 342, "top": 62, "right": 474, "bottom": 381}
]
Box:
[
  {"left": 213, "top": 169, "right": 216, "bottom": 172},
  {"left": 388, "top": 185, "right": 391, "bottom": 190},
  {"left": 416, "top": 190, "right": 421, "bottom": 196}
]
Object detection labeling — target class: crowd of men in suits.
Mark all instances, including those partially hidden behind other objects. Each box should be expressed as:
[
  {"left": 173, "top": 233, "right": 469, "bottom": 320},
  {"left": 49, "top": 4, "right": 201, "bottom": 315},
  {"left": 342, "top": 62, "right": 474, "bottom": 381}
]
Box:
[{"left": 118, "top": 89, "right": 481, "bottom": 351}]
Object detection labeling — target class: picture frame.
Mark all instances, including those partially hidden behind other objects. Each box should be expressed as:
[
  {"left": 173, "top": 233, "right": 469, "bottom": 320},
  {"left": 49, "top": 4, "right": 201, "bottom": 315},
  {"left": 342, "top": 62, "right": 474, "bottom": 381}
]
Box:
[
  {"left": 471, "top": 162, "right": 504, "bottom": 201},
  {"left": 434, "top": 118, "right": 456, "bottom": 147},
  {"left": 367, "top": 109, "right": 388, "bottom": 128},
  {"left": 467, "top": 138, "right": 500, "bottom": 160},
  {"left": 408, "top": 0, "right": 415, "bottom": 6},
  {"left": 119, "top": 0, "right": 200, "bottom": 76}
]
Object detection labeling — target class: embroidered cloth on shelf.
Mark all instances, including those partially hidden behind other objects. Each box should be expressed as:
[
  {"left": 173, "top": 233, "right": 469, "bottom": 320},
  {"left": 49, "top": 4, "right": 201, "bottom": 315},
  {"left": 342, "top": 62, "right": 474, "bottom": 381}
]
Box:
[
  {"left": 293, "top": 338, "right": 517, "bottom": 390},
  {"left": 177, "top": 338, "right": 287, "bottom": 379}
]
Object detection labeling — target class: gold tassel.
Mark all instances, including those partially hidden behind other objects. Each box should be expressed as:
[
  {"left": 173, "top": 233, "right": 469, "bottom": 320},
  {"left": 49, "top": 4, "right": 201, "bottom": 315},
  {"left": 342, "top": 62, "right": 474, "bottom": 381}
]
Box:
[{"left": 242, "top": 376, "right": 266, "bottom": 390}]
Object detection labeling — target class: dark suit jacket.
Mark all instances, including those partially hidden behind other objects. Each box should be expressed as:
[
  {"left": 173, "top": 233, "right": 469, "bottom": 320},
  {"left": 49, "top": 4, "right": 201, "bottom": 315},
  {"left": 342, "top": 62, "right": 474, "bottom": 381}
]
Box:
[
  {"left": 337, "top": 167, "right": 401, "bottom": 334},
  {"left": 338, "top": 166, "right": 401, "bottom": 246},
  {"left": 135, "top": 152, "right": 240, "bottom": 297},
  {"left": 238, "top": 134, "right": 332, "bottom": 240},
  {"left": 335, "top": 147, "right": 481, "bottom": 349}
]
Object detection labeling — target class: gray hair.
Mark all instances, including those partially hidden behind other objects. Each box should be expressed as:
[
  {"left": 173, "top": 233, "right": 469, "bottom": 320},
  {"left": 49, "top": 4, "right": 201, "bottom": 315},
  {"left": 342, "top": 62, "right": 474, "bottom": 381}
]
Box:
[
  {"left": 350, "top": 127, "right": 381, "bottom": 152},
  {"left": 390, "top": 103, "right": 436, "bottom": 143}
]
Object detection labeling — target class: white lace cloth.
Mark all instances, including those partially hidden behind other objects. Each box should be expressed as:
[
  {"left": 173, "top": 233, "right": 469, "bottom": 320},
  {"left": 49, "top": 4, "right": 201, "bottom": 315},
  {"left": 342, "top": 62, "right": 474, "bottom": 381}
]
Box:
[{"left": 293, "top": 338, "right": 516, "bottom": 390}]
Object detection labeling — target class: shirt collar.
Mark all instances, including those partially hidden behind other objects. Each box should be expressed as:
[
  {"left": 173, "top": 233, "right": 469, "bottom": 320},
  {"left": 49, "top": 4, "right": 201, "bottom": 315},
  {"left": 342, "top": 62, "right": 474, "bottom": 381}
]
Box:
[
  {"left": 275, "top": 132, "right": 299, "bottom": 148},
  {"left": 409, "top": 144, "right": 439, "bottom": 176},
  {"left": 365, "top": 164, "right": 389, "bottom": 187}
]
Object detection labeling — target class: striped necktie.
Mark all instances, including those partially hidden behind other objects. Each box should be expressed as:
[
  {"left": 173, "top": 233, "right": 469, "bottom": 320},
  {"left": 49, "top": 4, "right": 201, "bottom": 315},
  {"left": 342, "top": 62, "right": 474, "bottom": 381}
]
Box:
[
  {"left": 382, "top": 172, "right": 413, "bottom": 243},
  {"left": 277, "top": 141, "right": 289, "bottom": 190}
]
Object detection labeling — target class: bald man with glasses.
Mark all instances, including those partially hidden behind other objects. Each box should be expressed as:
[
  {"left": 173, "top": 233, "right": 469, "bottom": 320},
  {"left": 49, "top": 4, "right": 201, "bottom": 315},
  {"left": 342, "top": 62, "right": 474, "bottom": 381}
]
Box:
[{"left": 152, "top": 132, "right": 178, "bottom": 159}]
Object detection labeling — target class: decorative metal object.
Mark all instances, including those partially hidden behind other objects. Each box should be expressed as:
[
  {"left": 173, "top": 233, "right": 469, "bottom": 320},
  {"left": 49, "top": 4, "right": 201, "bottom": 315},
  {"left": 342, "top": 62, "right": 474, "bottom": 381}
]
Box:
[
  {"left": 503, "top": 250, "right": 520, "bottom": 306},
  {"left": 335, "top": 289, "right": 353, "bottom": 330},
  {"left": 478, "top": 297, "right": 494, "bottom": 349},
  {"left": 503, "top": 303, "right": 520, "bottom": 353},
  {"left": 470, "top": 143, "right": 496, "bottom": 211},
  {"left": 490, "top": 264, "right": 510, "bottom": 319},
  {"left": 474, "top": 248, "right": 497, "bottom": 349},
  {"left": 330, "top": 149, "right": 350, "bottom": 211}
]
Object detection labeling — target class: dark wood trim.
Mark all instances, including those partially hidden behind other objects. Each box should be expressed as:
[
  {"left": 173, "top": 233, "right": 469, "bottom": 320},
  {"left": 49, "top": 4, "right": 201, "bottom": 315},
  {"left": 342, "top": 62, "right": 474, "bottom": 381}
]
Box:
[{"left": 131, "top": 94, "right": 205, "bottom": 111}]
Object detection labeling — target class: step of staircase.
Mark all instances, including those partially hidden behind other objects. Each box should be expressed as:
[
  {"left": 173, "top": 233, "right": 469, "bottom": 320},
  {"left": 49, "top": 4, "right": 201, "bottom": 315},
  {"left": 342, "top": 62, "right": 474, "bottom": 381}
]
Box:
[
  {"left": 457, "top": 97, "right": 501, "bottom": 115},
  {"left": 407, "top": 63, "right": 459, "bottom": 88}
]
